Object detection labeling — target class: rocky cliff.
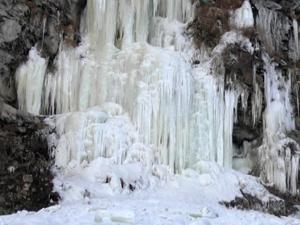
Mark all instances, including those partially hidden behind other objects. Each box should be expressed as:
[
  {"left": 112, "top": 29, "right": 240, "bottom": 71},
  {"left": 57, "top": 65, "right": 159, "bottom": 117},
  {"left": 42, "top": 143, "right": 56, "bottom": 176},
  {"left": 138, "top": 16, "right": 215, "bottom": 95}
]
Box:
[{"left": 0, "top": 0, "right": 86, "bottom": 214}]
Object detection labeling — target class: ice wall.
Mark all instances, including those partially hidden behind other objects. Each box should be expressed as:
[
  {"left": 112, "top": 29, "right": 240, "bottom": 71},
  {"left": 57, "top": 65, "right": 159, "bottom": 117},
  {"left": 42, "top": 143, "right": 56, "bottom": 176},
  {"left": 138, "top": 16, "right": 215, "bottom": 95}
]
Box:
[{"left": 15, "top": 1, "right": 260, "bottom": 175}]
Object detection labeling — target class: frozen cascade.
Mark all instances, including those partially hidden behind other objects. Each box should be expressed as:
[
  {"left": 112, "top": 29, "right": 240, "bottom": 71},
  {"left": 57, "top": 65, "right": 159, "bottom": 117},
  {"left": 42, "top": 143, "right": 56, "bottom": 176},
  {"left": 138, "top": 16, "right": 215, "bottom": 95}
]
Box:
[
  {"left": 16, "top": 1, "right": 254, "bottom": 174},
  {"left": 259, "top": 55, "right": 300, "bottom": 194}
]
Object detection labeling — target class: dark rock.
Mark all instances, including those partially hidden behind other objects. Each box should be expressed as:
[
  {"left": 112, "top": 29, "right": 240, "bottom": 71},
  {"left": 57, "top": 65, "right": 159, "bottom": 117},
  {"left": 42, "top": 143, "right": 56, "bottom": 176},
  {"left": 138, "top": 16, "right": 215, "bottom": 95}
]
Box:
[
  {"left": 0, "top": 100, "right": 56, "bottom": 215},
  {"left": 221, "top": 189, "right": 295, "bottom": 216},
  {"left": 188, "top": 0, "right": 243, "bottom": 49}
]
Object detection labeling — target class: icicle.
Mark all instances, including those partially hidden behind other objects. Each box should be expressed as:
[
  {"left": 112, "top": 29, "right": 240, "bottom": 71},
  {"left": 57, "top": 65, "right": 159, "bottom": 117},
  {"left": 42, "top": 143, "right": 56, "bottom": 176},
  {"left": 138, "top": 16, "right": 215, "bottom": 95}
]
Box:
[
  {"left": 15, "top": 47, "right": 47, "bottom": 115},
  {"left": 51, "top": 106, "right": 152, "bottom": 168},
  {"left": 190, "top": 61, "right": 244, "bottom": 169},
  {"left": 293, "top": 18, "right": 299, "bottom": 57},
  {"left": 251, "top": 65, "right": 263, "bottom": 126},
  {"left": 223, "top": 90, "right": 238, "bottom": 168},
  {"left": 15, "top": 0, "right": 255, "bottom": 176}
]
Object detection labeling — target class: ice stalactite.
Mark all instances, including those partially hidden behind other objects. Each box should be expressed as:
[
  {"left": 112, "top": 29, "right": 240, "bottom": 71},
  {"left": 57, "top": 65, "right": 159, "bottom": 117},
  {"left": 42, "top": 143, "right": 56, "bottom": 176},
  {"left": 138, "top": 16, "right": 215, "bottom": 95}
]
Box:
[
  {"left": 259, "top": 55, "right": 300, "bottom": 194},
  {"left": 16, "top": 48, "right": 47, "bottom": 115},
  {"left": 293, "top": 19, "right": 299, "bottom": 56}
]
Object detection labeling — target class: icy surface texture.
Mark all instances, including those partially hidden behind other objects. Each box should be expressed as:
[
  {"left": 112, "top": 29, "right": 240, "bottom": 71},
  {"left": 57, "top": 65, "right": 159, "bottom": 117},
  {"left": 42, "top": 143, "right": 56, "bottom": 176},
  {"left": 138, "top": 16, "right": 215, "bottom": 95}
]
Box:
[
  {"left": 15, "top": 0, "right": 252, "bottom": 173},
  {"left": 258, "top": 55, "right": 299, "bottom": 194},
  {"left": 14, "top": 0, "right": 300, "bottom": 194}
]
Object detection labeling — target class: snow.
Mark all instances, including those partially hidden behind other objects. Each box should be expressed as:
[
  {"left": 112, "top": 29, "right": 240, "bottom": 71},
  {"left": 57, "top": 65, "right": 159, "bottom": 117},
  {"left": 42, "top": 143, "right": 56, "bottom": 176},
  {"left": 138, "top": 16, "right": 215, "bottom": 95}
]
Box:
[
  {"left": 1, "top": 164, "right": 299, "bottom": 225},
  {"left": 230, "top": 0, "right": 254, "bottom": 29}
]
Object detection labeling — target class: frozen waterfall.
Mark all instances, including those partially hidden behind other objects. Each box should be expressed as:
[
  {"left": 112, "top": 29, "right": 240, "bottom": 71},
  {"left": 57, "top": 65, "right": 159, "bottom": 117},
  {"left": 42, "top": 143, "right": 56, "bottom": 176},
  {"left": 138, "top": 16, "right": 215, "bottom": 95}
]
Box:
[
  {"left": 14, "top": 0, "right": 300, "bottom": 194},
  {"left": 15, "top": 0, "right": 255, "bottom": 173}
]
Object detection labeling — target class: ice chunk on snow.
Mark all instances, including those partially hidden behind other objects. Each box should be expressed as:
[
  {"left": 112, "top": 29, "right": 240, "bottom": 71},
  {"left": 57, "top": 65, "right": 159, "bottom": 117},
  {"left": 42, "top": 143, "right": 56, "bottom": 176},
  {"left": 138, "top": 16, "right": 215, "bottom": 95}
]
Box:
[
  {"left": 94, "top": 209, "right": 135, "bottom": 224},
  {"left": 189, "top": 207, "right": 218, "bottom": 219}
]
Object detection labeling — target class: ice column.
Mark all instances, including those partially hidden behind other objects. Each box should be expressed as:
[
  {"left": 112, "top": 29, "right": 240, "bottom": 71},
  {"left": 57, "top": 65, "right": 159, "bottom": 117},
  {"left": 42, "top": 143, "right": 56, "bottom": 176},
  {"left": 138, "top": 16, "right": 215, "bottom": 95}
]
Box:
[
  {"left": 16, "top": 48, "right": 47, "bottom": 115},
  {"left": 259, "top": 55, "right": 299, "bottom": 194}
]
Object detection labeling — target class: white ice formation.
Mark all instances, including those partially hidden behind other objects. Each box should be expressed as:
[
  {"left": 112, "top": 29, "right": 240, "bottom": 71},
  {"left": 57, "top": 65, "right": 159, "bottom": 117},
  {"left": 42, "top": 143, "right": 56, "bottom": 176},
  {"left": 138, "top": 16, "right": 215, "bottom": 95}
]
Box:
[{"left": 15, "top": 0, "right": 300, "bottom": 194}]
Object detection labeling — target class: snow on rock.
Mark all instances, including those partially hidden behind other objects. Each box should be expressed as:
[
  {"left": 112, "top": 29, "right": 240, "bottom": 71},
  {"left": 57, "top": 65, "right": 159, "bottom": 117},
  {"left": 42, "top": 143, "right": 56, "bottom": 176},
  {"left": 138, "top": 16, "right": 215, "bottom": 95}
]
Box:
[{"left": 230, "top": 0, "right": 254, "bottom": 29}]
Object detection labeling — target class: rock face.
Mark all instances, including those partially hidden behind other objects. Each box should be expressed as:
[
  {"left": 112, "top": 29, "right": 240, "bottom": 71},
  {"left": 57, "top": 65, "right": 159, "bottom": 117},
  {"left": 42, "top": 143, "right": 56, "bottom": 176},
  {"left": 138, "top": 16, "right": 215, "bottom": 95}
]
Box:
[
  {"left": 0, "top": 0, "right": 86, "bottom": 215},
  {"left": 0, "top": 100, "right": 55, "bottom": 215}
]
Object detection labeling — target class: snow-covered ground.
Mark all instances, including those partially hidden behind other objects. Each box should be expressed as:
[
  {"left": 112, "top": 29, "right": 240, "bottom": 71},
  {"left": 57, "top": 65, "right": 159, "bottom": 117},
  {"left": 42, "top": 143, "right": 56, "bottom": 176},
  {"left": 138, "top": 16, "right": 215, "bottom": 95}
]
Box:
[{"left": 1, "top": 164, "right": 300, "bottom": 225}]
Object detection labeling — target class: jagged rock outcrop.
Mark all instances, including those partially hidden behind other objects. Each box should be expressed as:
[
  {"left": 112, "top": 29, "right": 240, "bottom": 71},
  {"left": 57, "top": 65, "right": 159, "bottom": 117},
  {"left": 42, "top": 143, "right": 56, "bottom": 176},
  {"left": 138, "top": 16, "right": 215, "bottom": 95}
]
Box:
[{"left": 0, "top": 0, "right": 86, "bottom": 215}]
